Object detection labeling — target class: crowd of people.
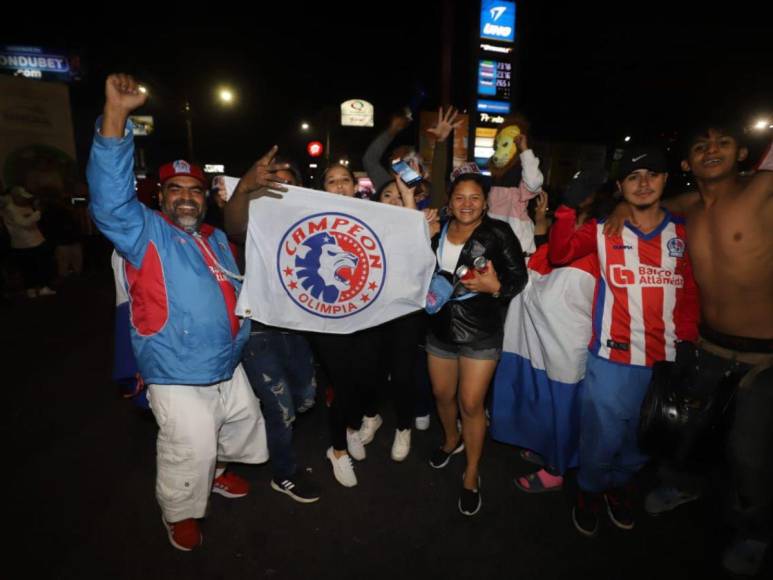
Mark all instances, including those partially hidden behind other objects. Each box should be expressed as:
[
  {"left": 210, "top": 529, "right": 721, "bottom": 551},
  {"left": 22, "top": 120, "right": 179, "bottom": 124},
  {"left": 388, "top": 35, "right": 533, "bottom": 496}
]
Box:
[{"left": 85, "top": 73, "right": 771, "bottom": 577}]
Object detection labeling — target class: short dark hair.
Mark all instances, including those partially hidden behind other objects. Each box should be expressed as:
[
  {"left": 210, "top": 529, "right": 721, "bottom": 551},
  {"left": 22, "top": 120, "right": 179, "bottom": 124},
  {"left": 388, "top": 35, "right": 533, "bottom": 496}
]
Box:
[
  {"left": 448, "top": 172, "right": 490, "bottom": 199},
  {"left": 680, "top": 118, "right": 746, "bottom": 158}
]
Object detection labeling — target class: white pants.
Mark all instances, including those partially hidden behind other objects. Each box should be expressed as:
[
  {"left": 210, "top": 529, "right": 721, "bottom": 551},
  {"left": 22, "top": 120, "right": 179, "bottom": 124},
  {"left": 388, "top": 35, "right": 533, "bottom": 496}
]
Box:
[{"left": 148, "top": 364, "right": 268, "bottom": 522}]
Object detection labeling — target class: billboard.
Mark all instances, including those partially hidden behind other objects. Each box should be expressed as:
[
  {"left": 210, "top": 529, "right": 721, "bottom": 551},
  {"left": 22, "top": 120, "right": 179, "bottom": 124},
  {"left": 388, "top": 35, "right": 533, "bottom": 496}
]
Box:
[
  {"left": 0, "top": 76, "right": 77, "bottom": 193},
  {"left": 480, "top": 0, "right": 516, "bottom": 43},
  {"left": 477, "top": 59, "right": 512, "bottom": 100},
  {"left": 340, "top": 99, "right": 374, "bottom": 127},
  {"left": 0, "top": 45, "right": 81, "bottom": 82}
]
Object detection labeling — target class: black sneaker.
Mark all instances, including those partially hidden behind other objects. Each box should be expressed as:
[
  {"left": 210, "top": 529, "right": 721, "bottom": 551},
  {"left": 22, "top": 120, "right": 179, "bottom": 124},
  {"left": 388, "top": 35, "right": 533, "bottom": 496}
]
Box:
[
  {"left": 429, "top": 439, "right": 465, "bottom": 469},
  {"left": 572, "top": 491, "right": 601, "bottom": 537},
  {"left": 604, "top": 489, "right": 635, "bottom": 530},
  {"left": 459, "top": 475, "right": 482, "bottom": 516},
  {"left": 271, "top": 473, "right": 321, "bottom": 503}
]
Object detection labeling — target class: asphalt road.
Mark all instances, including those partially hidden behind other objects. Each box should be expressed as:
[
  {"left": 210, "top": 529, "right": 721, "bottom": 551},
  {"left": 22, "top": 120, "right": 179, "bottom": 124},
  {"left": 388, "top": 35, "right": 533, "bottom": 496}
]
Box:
[{"left": 4, "top": 258, "right": 760, "bottom": 579}]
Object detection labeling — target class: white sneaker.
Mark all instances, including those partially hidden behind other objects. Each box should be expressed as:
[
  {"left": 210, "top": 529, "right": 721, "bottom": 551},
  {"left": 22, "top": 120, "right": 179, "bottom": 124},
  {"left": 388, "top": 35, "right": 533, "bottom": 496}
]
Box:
[
  {"left": 37, "top": 286, "right": 57, "bottom": 296},
  {"left": 326, "top": 447, "right": 357, "bottom": 487},
  {"left": 346, "top": 429, "right": 366, "bottom": 461},
  {"left": 391, "top": 429, "right": 411, "bottom": 462},
  {"left": 415, "top": 415, "right": 430, "bottom": 431},
  {"left": 359, "top": 414, "right": 383, "bottom": 445}
]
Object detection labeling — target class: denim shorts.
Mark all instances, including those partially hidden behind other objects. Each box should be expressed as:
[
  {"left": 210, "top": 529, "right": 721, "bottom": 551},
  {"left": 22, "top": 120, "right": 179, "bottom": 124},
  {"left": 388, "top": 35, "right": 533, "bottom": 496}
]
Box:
[{"left": 425, "top": 332, "right": 501, "bottom": 361}]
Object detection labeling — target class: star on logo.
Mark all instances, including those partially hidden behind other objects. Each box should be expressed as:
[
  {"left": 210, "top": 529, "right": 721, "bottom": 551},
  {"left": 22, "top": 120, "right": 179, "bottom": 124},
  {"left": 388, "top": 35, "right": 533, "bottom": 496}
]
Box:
[
  {"left": 360, "top": 294, "right": 370, "bottom": 303},
  {"left": 289, "top": 280, "right": 298, "bottom": 290},
  {"left": 283, "top": 266, "right": 294, "bottom": 276},
  {"left": 368, "top": 281, "right": 377, "bottom": 291}
]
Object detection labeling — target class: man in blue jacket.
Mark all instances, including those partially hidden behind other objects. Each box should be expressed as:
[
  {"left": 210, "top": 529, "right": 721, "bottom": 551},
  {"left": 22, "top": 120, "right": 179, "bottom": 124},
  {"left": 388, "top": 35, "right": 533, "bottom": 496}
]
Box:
[{"left": 87, "top": 73, "right": 268, "bottom": 552}]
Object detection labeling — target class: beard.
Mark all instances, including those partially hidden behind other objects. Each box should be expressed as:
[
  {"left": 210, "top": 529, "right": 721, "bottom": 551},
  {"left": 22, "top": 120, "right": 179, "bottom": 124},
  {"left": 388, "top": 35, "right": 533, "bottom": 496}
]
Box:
[
  {"left": 630, "top": 200, "right": 658, "bottom": 211},
  {"left": 164, "top": 199, "right": 206, "bottom": 232}
]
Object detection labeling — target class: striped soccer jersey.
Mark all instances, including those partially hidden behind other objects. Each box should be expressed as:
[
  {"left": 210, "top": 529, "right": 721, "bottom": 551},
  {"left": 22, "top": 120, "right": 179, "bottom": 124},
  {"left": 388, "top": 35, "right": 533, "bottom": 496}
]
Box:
[{"left": 549, "top": 207, "right": 699, "bottom": 368}]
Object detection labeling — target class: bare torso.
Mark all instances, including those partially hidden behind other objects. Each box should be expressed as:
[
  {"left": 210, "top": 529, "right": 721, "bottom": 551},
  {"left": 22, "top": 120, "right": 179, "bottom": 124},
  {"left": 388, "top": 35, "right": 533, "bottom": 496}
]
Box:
[{"left": 685, "top": 174, "right": 773, "bottom": 339}]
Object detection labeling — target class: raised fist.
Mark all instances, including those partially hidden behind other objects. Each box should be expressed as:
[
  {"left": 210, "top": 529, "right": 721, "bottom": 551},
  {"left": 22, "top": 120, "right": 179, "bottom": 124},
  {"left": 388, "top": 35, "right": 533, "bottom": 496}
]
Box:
[{"left": 105, "top": 73, "right": 147, "bottom": 114}]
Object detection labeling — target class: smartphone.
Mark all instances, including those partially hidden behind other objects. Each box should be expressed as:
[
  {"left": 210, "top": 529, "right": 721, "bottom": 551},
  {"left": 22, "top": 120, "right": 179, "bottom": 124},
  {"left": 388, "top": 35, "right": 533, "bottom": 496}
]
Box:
[{"left": 391, "top": 159, "right": 423, "bottom": 187}]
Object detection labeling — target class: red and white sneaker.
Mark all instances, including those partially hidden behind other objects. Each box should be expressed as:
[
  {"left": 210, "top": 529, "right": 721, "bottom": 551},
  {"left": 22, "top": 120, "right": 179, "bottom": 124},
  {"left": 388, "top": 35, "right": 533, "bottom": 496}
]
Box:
[
  {"left": 162, "top": 517, "right": 202, "bottom": 551},
  {"left": 211, "top": 471, "right": 249, "bottom": 498}
]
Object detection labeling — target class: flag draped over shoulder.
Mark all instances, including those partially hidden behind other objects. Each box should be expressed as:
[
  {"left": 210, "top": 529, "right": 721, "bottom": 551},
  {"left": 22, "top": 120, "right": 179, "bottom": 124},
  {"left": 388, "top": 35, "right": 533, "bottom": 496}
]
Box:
[
  {"left": 489, "top": 245, "right": 597, "bottom": 473},
  {"left": 236, "top": 185, "right": 436, "bottom": 334}
]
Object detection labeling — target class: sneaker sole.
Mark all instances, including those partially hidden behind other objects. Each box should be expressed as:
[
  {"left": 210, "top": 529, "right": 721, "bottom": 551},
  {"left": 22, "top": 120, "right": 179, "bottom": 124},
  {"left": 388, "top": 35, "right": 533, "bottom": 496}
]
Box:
[
  {"left": 604, "top": 496, "right": 635, "bottom": 530},
  {"left": 161, "top": 516, "right": 202, "bottom": 551},
  {"left": 270, "top": 480, "right": 320, "bottom": 504},
  {"left": 429, "top": 442, "right": 465, "bottom": 469},
  {"left": 211, "top": 487, "right": 248, "bottom": 499},
  {"left": 644, "top": 494, "right": 700, "bottom": 516},
  {"left": 571, "top": 508, "right": 598, "bottom": 538},
  {"left": 458, "top": 495, "right": 482, "bottom": 516}
]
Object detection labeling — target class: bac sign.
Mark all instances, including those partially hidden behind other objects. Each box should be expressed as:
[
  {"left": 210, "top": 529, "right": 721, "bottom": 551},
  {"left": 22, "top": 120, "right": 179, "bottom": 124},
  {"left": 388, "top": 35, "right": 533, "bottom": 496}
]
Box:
[
  {"left": 480, "top": 0, "right": 516, "bottom": 43},
  {"left": 307, "top": 141, "right": 324, "bottom": 158}
]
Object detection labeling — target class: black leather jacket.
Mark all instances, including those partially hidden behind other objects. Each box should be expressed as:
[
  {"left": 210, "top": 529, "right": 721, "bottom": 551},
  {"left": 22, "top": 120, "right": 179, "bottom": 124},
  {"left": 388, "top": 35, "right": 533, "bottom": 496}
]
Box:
[{"left": 429, "top": 216, "right": 527, "bottom": 347}]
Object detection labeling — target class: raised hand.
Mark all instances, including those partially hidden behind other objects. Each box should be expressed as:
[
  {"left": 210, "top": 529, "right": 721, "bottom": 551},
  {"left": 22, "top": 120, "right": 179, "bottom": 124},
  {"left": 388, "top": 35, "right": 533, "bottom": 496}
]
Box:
[
  {"left": 388, "top": 112, "right": 412, "bottom": 135},
  {"left": 426, "top": 106, "right": 464, "bottom": 143},
  {"left": 105, "top": 74, "right": 147, "bottom": 114},
  {"left": 235, "top": 146, "right": 291, "bottom": 198},
  {"left": 393, "top": 173, "right": 418, "bottom": 209},
  {"left": 514, "top": 133, "right": 529, "bottom": 152},
  {"left": 102, "top": 73, "right": 148, "bottom": 137}
]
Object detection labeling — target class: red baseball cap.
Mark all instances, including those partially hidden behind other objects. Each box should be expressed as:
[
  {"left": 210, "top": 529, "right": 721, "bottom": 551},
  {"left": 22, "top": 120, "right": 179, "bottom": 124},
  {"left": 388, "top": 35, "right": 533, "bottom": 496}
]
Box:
[{"left": 158, "top": 160, "right": 207, "bottom": 187}]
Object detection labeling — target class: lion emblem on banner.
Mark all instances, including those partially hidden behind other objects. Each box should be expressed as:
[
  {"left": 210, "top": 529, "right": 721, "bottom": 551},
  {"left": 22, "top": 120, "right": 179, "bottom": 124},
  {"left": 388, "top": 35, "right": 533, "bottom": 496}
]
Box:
[{"left": 295, "top": 233, "right": 359, "bottom": 303}]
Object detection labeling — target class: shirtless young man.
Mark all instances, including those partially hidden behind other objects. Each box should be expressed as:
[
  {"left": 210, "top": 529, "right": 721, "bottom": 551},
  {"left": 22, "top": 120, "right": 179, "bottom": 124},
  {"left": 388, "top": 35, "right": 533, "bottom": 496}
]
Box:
[{"left": 633, "top": 124, "right": 773, "bottom": 576}]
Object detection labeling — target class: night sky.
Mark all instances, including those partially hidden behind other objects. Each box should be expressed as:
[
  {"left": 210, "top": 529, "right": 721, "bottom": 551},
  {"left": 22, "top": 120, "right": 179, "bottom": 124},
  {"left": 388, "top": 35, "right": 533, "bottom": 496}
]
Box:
[{"left": 5, "top": 1, "right": 772, "bottom": 177}]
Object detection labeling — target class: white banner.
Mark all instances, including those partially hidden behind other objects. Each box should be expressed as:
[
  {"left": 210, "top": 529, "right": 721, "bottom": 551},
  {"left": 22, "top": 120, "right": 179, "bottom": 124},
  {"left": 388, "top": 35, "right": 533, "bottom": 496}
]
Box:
[{"left": 236, "top": 185, "right": 436, "bottom": 334}]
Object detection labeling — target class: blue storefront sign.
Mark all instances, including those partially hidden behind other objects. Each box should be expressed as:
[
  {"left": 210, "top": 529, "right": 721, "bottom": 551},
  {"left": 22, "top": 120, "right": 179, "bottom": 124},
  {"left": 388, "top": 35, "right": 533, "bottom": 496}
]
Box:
[
  {"left": 477, "top": 99, "right": 511, "bottom": 114},
  {"left": 0, "top": 46, "right": 78, "bottom": 81},
  {"left": 480, "top": 0, "right": 516, "bottom": 43}
]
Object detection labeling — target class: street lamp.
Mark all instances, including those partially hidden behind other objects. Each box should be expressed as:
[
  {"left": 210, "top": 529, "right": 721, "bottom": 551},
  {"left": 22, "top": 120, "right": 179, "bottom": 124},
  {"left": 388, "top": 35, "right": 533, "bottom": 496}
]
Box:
[
  {"left": 301, "top": 122, "right": 310, "bottom": 131},
  {"left": 217, "top": 87, "right": 235, "bottom": 106}
]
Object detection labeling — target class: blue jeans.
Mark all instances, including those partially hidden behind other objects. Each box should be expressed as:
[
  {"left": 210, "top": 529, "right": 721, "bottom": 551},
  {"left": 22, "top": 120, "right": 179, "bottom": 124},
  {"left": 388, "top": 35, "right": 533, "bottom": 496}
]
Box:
[
  {"left": 577, "top": 353, "right": 651, "bottom": 493},
  {"left": 242, "top": 329, "right": 316, "bottom": 480}
]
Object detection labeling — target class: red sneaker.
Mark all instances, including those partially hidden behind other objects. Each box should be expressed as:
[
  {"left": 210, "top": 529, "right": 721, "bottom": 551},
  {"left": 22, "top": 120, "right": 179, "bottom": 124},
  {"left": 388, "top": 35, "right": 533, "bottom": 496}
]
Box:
[
  {"left": 162, "top": 517, "right": 202, "bottom": 551},
  {"left": 212, "top": 471, "right": 249, "bottom": 498}
]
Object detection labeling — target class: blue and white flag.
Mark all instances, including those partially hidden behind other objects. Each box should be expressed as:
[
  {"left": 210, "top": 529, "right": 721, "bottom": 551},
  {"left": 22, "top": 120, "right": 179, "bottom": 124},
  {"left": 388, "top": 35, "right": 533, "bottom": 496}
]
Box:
[
  {"left": 236, "top": 185, "right": 436, "bottom": 334},
  {"left": 490, "top": 246, "right": 597, "bottom": 473}
]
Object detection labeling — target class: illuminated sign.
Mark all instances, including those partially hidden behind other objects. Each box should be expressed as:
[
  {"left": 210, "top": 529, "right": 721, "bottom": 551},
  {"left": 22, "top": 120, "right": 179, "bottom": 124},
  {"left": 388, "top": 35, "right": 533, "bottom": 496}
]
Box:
[
  {"left": 477, "top": 99, "right": 511, "bottom": 114},
  {"left": 480, "top": 1, "right": 516, "bottom": 43},
  {"left": 479, "top": 113, "right": 506, "bottom": 124},
  {"left": 129, "top": 115, "right": 154, "bottom": 136},
  {"left": 307, "top": 141, "right": 324, "bottom": 157},
  {"left": 480, "top": 43, "right": 512, "bottom": 55},
  {"left": 0, "top": 46, "right": 78, "bottom": 81},
  {"left": 340, "top": 99, "right": 374, "bottom": 127},
  {"left": 478, "top": 60, "right": 511, "bottom": 100},
  {"left": 204, "top": 164, "right": 225, "bottom": 173}
]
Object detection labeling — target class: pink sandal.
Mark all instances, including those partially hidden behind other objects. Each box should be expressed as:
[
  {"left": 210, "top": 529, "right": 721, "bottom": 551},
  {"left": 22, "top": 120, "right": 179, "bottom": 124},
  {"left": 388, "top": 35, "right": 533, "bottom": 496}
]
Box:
[{"left": 514, "top": 469, "right": 563, "bottom": 494}]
